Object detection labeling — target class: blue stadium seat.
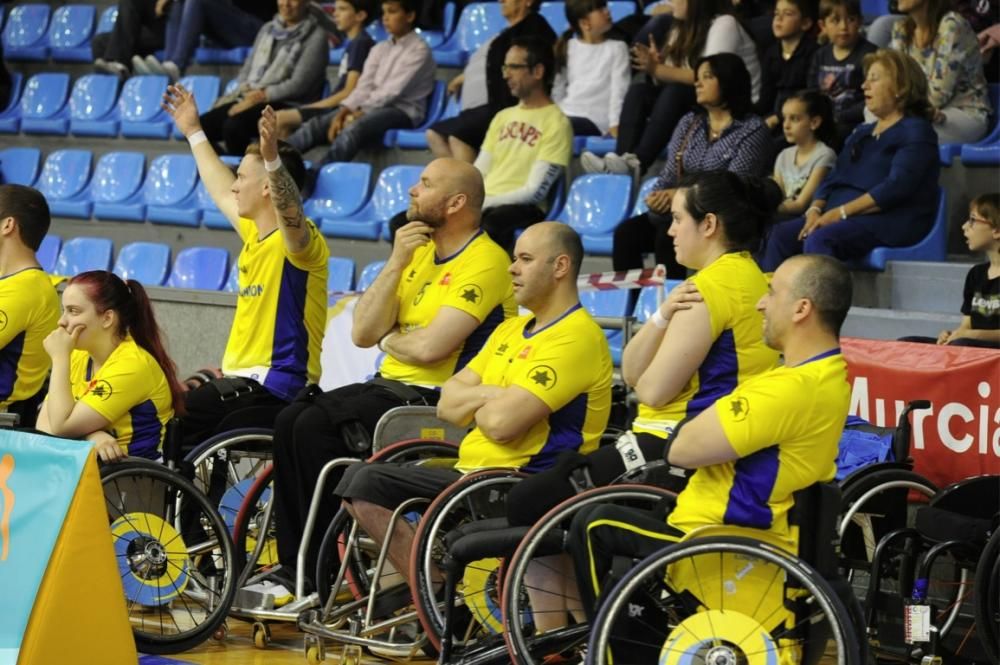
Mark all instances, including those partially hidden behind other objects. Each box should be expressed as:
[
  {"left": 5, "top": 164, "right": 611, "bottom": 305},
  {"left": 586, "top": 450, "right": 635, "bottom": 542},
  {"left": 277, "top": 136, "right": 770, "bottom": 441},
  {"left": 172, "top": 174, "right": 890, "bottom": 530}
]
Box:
[
  {"left": 37, "top": 235, "right": 61, "bottom": 273},
  {"left": 304, "top": 162, "right": 372, "bottom": 221},
  {"left": 583, "top": 135, "right": 617, "bottom": 156},
  {"left": 199, "top": 155, "right": 242, "bottom": 229},
  {"left": 539, "top": 2, "right": 569, "bottom": 32},
  {"left": 145, "top": 154, "right": 201, "bottom": 226},
  {"left": 91, "top": 151, "right": 147, "bottom": 221},
  {"left": 556, "top": 174, "right": 632, "bottom": 254},
  {"left": 223, "top": 78, "right": 240, "bottom": 96},
  {"left": 172, "top": 75, "right": 220, "bottom": 139},
  {"left": 19, "top": 73, "right": 71, "bottom": 135},
  {"left": 53, "top": 236, "right": 113, "bottom": 275},
  {"left": 96, "top": 5, "right": 117, "bottom": 33},
  {"left": 581, "top": 288, "right": 631, "bottom": 364},
  {"left": 36, "top": 149, "right": 94, "bottom": 218},
  {"left": 224, "top": 262, "right": 239, "bottom": 293},
  {"left": 167, "top": 246, "right": 230, "bottom": 290},
  {"left": 604, "top": 280, "right": 681, "bottom": 363},
  {"left": 195, "top": 37, "right": 250, "bottom": 65},
  {"left": 849, "top": 187, "right": 948, "bottom": 270},
  {"left": 357, "top": 260, "right": 386, "bottom": 291},
  {"left": 0, "top": 147, "right": 41, "bottom": 186},
  {"left": 630, "top": 176, "right": 659, "bottom": 216},
  {"left": 68, "top": 74, "right": 122, "bottom": 137},
  {"left": 0, "top": 72, "right": 24, "bottom": 133},
  {"left": 861, "top": 0, "right": 890, "bottom": 22},
  {"left": 960, "top": 142, "right": 1000, "bottom": 166},
  {"left": 396, "top": 93, "right": 460, "bottom": 149},
  {"left": 49, "top": 4, "right": 96, "bottom": 62},
  {"left": 113, "top": 242, "right": 171, "bottom": 286},
  {"left": 940, "top": 84, "right": 1000, "bottom": 164},
  {"left": 2, "top": 4, "right": 51, "bottom": 61},
  {"left": 328, "top": 256, "right": 356, "bottom": 292},
  {"left": 119, "top": 75, "right": 172, "bottom": 138},
  {"left": 384, "top": 81, "right": 446, "bottom": 147},
  {"left": 433, "top": 2, "right": 505, "bottom": 67},
  {"left": 321, "top": 164, "right": 422, "bottom": 240}
]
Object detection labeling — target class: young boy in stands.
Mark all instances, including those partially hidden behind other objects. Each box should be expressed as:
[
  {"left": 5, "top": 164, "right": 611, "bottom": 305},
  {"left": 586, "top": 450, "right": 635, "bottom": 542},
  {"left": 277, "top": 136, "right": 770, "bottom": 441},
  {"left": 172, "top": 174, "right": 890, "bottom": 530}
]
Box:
[
  {"left": 756, "top": 0, "right": 818, "bottom": 139},
  {"left": 276, "top": 0, "right": 375, "bottom": 141},
  {"left": 807, "top": 0, "right": 877, "bottom": 146}
]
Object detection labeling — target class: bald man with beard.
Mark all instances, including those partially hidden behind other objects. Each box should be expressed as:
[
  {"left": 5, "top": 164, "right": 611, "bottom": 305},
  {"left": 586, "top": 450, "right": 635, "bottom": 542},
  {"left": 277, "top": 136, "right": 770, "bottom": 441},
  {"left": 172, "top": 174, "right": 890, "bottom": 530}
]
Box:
[{"left": 263, "top": 158, "right": 518, "bottom": 595}]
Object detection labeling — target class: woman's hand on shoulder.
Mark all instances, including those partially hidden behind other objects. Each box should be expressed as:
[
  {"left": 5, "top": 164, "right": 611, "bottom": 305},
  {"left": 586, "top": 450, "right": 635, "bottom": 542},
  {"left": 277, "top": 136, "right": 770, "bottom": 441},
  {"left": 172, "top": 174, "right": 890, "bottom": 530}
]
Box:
[{"left": 660, "top": 280, "right": 703, "bottom": 321}]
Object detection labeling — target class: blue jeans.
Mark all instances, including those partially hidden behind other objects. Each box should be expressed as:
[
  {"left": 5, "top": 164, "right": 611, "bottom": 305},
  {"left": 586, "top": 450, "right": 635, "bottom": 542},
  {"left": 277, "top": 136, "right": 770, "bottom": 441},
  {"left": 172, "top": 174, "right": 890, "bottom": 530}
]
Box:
[
  {"left": 164, "top": 0, "right": 264, "bottom": 69},
  {"left": 319, "top": 107, "right": 413, "bottom": 167}
]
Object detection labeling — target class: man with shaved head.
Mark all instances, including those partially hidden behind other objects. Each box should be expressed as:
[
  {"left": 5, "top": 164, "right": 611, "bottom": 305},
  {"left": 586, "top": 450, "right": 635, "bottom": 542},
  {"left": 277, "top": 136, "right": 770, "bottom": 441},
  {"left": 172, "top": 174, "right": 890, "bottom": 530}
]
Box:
[
  {"left": 260, "top": 158, "right": 518, "bottom": 599},
  {"left": 336, "top": 221, "right": 612, "bottom": 585}
]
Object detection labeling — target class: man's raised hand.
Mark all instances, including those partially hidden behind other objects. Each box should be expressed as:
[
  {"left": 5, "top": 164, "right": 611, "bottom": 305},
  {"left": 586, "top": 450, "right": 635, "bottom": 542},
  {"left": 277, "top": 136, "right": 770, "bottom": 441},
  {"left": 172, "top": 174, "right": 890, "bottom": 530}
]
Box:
[
  {"left": 258, "top": 105, "right": 280, "bottom": 163},
  {"left": 162, "top": 83, "right": 201, "bottom": 138}
]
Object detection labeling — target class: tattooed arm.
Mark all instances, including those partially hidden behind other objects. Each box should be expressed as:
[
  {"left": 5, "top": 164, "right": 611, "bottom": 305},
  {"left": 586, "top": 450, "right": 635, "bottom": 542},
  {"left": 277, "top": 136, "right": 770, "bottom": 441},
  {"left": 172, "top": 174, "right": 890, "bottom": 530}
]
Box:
[{"left": 258, "top": 105, "right": 310, "bottom": 253}]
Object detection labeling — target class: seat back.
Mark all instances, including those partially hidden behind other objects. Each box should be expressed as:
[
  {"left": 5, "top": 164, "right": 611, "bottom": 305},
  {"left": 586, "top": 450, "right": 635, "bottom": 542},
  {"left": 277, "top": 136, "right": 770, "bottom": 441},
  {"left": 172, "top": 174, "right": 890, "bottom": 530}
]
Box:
[
  {"left": 371, "top": 405, "right": 472, "bottom": 452},
  {"left": 372, "top": 165, "right": 423, "bottom": 220},
  {"left": 327, "top": 256, "right": 356, "bottom": 292},
  {"left": 37, "top": 235, "right": 61, "bottom": 273},
  {"left": 223, "top": 78, "right": 240, "bottom": 96},
  {"left": 789, "top": 482, "right": 842, "bottom": 578},
  {"left": 2, "top": 4, "right": 50, "bottom": 48},
  {"left": 0, "top": 147, "right": 42, "bottom": 185},
  {"left": 631, "top": 177, "right": 659, "bottom": 216},
  {"left": 557, "top": 174, "right": 632, "bottom": 235},
  {"left": 608, "top": 0, "right": 636, "bottom": 20},
  {"left": 580, "top": 289, "right": 630, "bottom": 319},
  {"left": 118, "top": 75, "right": 169, "bottom": 122},
  {"left": 173, "top": 75, "right": 220, "bottom": 137},
  {"left": 69, "top": 74, "right": 120, "bottom": 120},
  {"left": 357, "top": 259, "right": 386, "bottom": 291},
  {"left": 861, "top": 0, "right": 890, "bottom": 21},
  {"left": 224, "top": 262, "right": 239, "bottom": 293},
  {"left": 304, "top": 162, "right": 372, "bottom": 219},
  {"left": 0, "top": 73, "right": 24, "bottom": 115},
  {"left": 48, "top": 4, "right": 95, "bottom": 49},
  {"left": 633, "top": 280, "right": 682, "bottom": 323},
  {"left": 144, "top": 154, "right": 198, "bottom": 205},
  {"left": 20, "top": 73, "right": 70, "bottom": 120},
  {"left": 167, "top": 247, "right": 229, "bottom": 290},
  {"left": 539, "top": 2, "right": 569, "bottom": 33},
  {"left": 36, "top": 149, "right": 93, "bottom": 200},
  {"left": 90, "top": 151, "right": 145, "bottom": 202},
  {"left": 451, "top": 2, "right": 505, "bottom": 53},
  {"left": 96, "top": 5, "right": 118, "bottom": 33},
  {"left": 113, "top": 241, "right": 171, "bottom": 286},
  {"left": 54, "top": 236, "right": 113, "bottom": 275}
]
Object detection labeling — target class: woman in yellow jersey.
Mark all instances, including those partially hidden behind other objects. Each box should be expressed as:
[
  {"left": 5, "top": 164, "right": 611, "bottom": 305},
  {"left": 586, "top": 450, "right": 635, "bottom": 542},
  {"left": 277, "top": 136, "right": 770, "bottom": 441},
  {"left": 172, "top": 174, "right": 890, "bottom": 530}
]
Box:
[{"left": 37, "top": 271, "right": 186, "bottom": 462}]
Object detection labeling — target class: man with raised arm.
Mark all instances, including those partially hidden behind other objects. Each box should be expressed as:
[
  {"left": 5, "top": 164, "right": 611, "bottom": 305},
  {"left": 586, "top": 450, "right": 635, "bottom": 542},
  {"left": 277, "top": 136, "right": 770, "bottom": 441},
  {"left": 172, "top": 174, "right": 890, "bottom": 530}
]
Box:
[{"left": 162, "top": 86, "right": 329, "bottom": 451}]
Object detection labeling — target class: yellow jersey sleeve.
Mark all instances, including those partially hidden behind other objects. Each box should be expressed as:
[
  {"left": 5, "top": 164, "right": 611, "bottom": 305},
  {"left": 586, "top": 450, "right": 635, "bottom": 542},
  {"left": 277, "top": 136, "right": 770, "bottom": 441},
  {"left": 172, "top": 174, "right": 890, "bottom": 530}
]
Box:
[
  {"left": 285, "top": 219, "right": 330, "bottom": 272},
  {"left": 0, "top": 268, "right": 61, "bottom": 408},
  {"left": 75, "top": 349, "right": 158, "bottom": 425}
]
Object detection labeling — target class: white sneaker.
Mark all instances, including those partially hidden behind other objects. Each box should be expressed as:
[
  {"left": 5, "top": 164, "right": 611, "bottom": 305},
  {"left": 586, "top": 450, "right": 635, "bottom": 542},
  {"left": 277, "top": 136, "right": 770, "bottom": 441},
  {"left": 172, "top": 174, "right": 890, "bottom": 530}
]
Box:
[
  {"left": 241, "top": 579, "right": 294, "bottom": 607},
  {"left": 580, "top": 150, "right": 609, "bottom": 174},
  {"left": 143, "top": 54, "right": 167, "bottom": 75},
  {"left": 95, "top": 58, "right": 128, "bottom": 78},
  {"left": 131, "top": 54, "right": 151, "bottom": 74},
  {"left": 603, "top": 152, "right": 641, "bottom": 179},
  {"left": 162, "top": 61, "right": 181, "bottom": 83}
]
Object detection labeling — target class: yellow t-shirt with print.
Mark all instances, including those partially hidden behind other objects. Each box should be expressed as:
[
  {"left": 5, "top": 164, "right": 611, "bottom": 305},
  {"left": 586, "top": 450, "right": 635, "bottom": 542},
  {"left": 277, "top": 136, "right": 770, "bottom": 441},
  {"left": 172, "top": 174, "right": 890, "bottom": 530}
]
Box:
[
  {"left": 0, "top": 267, "right": 60, "bottom": 409},
  {"left": 68, "top": 337, "right": 175, "bottom": 459},
  {"left": 380, "top": 231, "right": 517, "bottom": 387},
  {"left": 480, "top": 102, "right": 573, "bottom": 199},
  {"left": 668, "top": 350, "right": 850, "bottom": 548},
  {"left": 222, "top": 217, "right": 329, "bottom": 401},
  {"left": 634, "top": 252, "right": 779, "bottom": 439},
  {"left": 456, "top": 305, "right": 612, "bottom": 473}
]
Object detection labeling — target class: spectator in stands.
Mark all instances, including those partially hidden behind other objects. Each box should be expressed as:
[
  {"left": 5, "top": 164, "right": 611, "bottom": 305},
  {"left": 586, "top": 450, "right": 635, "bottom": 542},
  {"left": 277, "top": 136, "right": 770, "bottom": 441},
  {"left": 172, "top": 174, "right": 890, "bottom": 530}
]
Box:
[
  {"left": 139, "top": 0, "right": 276, "bottom": 81},
  {"left": 580, "top": 0, "right": 761, "bottom": 179},
  {"left": 191, "top": 0, "right": 329, "bottom": 156},
  {"left": 773, "top": 90, "right": 838, "bottom": 217},
  {"left": 611, "top": 53, "right": 772, "bottom": 277},
  {"left": 887, "top": 0, "right": 992, "bottom": 143},
  {"left": 274, "top": 0, "right": 375, "bottom": 140},
  {"left": 759, "top": 49, "right": 940, "bottom": 270},
  {"left": 551, "top": 0, "right": 631, "bottom": 138},
  {"left": 92, "top": 0, "right": 171, "bottom": 79},
  {"left": 807, "top": 0, "right": 877, "bottom": 147},
  {"left": 755, "top": 0, "right": 818, "bottom": 138},
  {"left": 0, "top": 185, "right": 60, "bottom": 429},
  {"left": 426, "top": 0, "right": 556, "bottom": 162},
  {"left": 980, "top": 22, "right": 1000, "bottom": 81},
  {"left": 337, "top": 222, "right": 611, "bottom": 588},
  {"left": 290, "top": 0, "right": 435, "bottom": 169},
  {"left": 163, "top": 91, "right": 330, "bottom": 458},
  {"left": 260, "top": 159, "right": 517, "bottom": 595},
  {"left": 37, "top": 271, "right": 185, "bottom": 463},
  {"left": 901, "top": 193, "right": 1000, "bottom": 348},
  {"left": 868, "top": 0, "right": 997, "bottom": 50}
]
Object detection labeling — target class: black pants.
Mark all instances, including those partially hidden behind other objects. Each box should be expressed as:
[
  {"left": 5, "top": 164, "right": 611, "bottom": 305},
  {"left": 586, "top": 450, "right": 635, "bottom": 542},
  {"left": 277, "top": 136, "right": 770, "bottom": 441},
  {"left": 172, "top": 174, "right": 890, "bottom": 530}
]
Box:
[
  {"left": 179, "top": 378, "right": 288, "bottom": 453},
  {"left": 200, "top": 101, "right": 293, "bottom": 156},
  {"left": 611, "top": 212, "right": 685, "bottom": 278},
  {"left": 91, "top": 0, "right": 167, "bottom": 64},
  {"left": 616, "top": 81, "right": 696, "bottom": 171},
  {"left": 388, "top": 204, "right": 545, "bottom": 253},
  {"left": 271, "top": 381, "right": 439, "bottom": 575}
]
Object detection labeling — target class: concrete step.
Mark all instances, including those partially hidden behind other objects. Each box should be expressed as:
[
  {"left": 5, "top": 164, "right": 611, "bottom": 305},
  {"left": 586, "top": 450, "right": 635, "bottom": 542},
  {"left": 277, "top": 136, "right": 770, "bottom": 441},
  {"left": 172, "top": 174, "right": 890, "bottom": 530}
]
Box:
[{"left": 842, "top": 306, "right": 961, "bottom": 341}]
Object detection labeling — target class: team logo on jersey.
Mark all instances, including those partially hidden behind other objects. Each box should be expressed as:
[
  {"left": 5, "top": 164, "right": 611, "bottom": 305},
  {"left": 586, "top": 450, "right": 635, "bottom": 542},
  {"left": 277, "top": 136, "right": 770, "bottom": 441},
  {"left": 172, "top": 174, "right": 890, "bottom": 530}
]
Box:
[
  {"left": 729, "top": 396, "right": 749, "bottom": 421},
  {"left": 496, "top": 343, "right": 509, "bottom": 355},
  {"left": 459, "top": 284, "right": 483, "bottom": 305},
  {"left": 88, "top": 379, "right": 114, "bottom": 401},
  {"left": 518, "top": 345, "right": 532, "bottom": 359},
  {"left": 0, "top": 311, "right": 6, "bottom": 331},
  {"left": 529, "top": 365, "right": 556, "bottom": 389},
  {"left": 413, "top": 282, "right": 431, "bottom": 305},
  {"left": 439, "top": 272, "right": 452, "bottom": 286}
]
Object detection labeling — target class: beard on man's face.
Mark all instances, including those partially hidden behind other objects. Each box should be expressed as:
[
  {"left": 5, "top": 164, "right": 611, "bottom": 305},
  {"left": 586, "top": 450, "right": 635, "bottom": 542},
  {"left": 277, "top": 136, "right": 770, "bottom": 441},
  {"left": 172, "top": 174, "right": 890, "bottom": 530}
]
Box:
[{"left": 406, "top": 200, "right": 446, "bottom": 227}]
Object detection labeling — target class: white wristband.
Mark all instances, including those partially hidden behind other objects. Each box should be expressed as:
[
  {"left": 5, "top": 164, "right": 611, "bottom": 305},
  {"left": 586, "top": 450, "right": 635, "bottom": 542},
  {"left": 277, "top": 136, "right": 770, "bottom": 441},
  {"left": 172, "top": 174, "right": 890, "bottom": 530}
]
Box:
[
  {"left": 187, "top": 130, "right": 208, "bottom": 147},
  {"left": 263, "top": 157, "right": 282, "bottom": 172},
  {"left": 651, "top": 309, "right": 669, "bottom": 330}
]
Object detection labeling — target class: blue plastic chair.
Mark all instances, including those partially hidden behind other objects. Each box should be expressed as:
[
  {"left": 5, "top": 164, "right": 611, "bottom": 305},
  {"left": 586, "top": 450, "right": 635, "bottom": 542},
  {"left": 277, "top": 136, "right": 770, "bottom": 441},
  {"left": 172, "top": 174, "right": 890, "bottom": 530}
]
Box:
[
  {"left": 199, "top": 155, "right": 242, "bottom": 229},
  {"left": 0, "top": 72, "right": 24, "bottom": 133},
  {"left": 604, "top": 280, "right": 681, "bottom": 363},
  {"left": 195, "top": 36, "right": 250, "bottom": 65},
  {"left": 848, "top": 187, "right": 947, "bottom": 270},
  {"left": 327, "top": 256, "right": 356, "bottom": 292},
  {"left": 19, "top": 73, "right": 71, "bottom": 135},
  {"left": 583, "top": 135, "right": 617, "bottom": 156},
  {"left": 322, "top": 165, "right": 423, "bottom": 240},
  {"left": 2, "top": 4, "right": 51, "bottom": 61},
  {"left": 113, "top": 242, "right": 171, "bottom": 286},
  {"left": 0, "top": 147, "right": 41, "bottom": 186},
  {"left": 68, "top": 74, "right": 122, "bottom": 137},
  {"left": 119, "top": 75, "right": 172, "bottom": 138},
  {"left": 433, "top": 2, "right": 505, "bottom": 67},
  {"left": 171, "top": 75, "right": 220, "bottom": 139},
  {"left": 91, "top": 151, "right": 147, "bottom": 221},
  {"left": 396, "top": 93, "right": 460, "bottom": 149},
  {"left": 145, "top": 154, "right": 201, "bottom": 226},
  {"left": 861, "top": 0, "right": 891, "bottom": 22},
  {"left": 556, "top": 174, "right": 632, "bottom": 255},
  {"left": 581, "top": 288, "right": 631, "bottom": 364},
  {"left": 384, "top": 81, "right": 447, "bottom": 148},
  {"left": 96, "top": 5, "right": 118, "bottom": 33},
  {"left": 940, "top": 84, "right": 1000, "bottom": 164},
  {"left": 37, "top": 235, "right": 61, "bottom": 273},
  {"left": 48, "top": 4, "right": 96, "bottom": 62},
  {"left": 167, "top": 247, "right": 230, "bottom": 290},
  {"left": 960, "top": 142, "right": 1000, "bottom": 166},
  {"left": 630, "top": 176, "right": 660, "bottom": 216},
  {"left": 36, "top": 149, "right": 94, "bottom": 219},
  {"left": 304, "top": 162, "right": 372, "bottom": 221},
  {"left": 357, "top": 260, "right": 386, "bottom": 291},
  {"left": 53, "top": 237, "right": 114, "bottom": 276},
  {"left": 540, "top": 1, "right": 634, "bottom": 31},
  {"left": 224, "top": 262, "right": 239, "bottom": 293}
]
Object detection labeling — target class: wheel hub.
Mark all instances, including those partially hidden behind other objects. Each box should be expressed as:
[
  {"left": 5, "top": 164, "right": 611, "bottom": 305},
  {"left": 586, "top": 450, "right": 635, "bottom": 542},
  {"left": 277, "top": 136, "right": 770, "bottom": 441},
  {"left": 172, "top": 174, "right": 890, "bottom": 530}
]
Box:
[{"left": 705, "top": 645, "right": 740, "bottom": 665}]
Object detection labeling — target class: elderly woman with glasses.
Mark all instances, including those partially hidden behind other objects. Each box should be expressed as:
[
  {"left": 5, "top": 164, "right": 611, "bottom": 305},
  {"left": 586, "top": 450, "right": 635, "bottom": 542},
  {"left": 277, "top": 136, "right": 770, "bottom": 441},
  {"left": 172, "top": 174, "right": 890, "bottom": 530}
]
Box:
[{"left": 759, "top": 49, "right": 939, "bottom": 271}]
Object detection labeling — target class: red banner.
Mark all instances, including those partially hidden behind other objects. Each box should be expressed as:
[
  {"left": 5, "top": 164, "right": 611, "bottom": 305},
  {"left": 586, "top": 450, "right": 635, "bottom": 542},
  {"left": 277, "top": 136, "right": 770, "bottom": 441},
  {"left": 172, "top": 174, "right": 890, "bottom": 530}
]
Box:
[{"left": 842, "top": 338, "right": 1000, "bottom": 488}]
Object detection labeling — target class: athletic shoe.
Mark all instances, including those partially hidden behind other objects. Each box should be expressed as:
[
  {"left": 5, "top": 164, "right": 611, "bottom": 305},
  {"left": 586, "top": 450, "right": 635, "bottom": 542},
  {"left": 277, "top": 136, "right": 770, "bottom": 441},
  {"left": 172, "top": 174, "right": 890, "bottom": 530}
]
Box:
[
  {"left": 580, "top": 150, "right": 609, "bottom": 174},
  {"left": 131, "top": 54, "right": 152, "bottom": 74},
  {"left": 603, "top": 152, "right": 641, "bottom": 179},
  {"left": 143, "top": 54, "right": 167, "bottom": 75},
  {"left": 240, "top": 578, "right": 295, "bottom": 608},
  {"left": 95, "top": 58, "right": 128, "bottom": 78},
  {"left": 162, "top": 61, "right": 181, "bottom": 83}
]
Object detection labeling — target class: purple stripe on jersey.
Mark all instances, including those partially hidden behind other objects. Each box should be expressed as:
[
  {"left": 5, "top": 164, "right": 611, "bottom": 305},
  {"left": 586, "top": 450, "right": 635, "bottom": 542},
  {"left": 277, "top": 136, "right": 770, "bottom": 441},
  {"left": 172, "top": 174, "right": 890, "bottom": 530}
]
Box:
[
  {"left": 264, "top": 259, "right": 310, "bottom": 401},
  {"left": 522, "top": 392, "right": 588, "bottom": 472},
  {"left": 127, "top": 399, "right": 163, "bottom": 460},
  {"left": 455, "top": 303, "right": 506, "bottom": 373},
  {"left": 0, "top": 331, "right": 25, "bottom": 403},
  {"left": 687, "top": 328, "right": 738, "bottom": 418},
  {"left": 723, "top": 445, "right": 779, "bottom": 529}
]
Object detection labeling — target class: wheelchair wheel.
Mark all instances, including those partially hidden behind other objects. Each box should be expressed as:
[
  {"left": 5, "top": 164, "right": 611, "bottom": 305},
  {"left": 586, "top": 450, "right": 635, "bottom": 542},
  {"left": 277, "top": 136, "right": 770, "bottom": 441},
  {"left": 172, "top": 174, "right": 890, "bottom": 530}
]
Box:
[
  {"left": 102, "top": 459, "right": 237, "bottom": 654},
  {"left": 588, "top": 535, "right": 863, "bottom": 665},
  {"left": 974, "top": 528, "right": 1000, "bottom": 665},
  {"left": 231, "top": 464, "right": 276, "bottom": 577},
  {"left": 502, "top": 484, "right": 677, "bottom": 665},
  {"left": 410, "top": 468, "right": 524, "bottom": 652}
]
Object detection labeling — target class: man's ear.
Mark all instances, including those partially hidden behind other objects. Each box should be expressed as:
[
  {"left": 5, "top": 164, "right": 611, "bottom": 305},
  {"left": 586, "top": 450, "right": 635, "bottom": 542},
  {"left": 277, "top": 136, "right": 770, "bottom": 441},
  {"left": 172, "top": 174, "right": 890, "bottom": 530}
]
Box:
[
  {"left": 0, "top": 216, "right": 16, "bottom": 238},
  {"left": 552, "top": 253, "right": 572, "bottom": 279},
  {"left": 447, "top": 192, "right": 468, "bottom": 216},
  {"left": 791, "top": 297, "right": 812, "bottom": 324}
]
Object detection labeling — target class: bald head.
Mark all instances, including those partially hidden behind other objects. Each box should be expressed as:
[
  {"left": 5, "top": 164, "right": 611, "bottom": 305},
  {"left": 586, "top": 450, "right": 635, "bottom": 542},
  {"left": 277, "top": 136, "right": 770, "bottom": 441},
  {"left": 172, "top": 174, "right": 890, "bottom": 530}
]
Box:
[
  {"left": 428, "top": 158, "right": 485, "bottom": 213},
  {"left": 522, "top": 222, "right": 584, "bottom": 279},
  {"left": 786, "top": 254, "right": 853, "bottom": 336}
]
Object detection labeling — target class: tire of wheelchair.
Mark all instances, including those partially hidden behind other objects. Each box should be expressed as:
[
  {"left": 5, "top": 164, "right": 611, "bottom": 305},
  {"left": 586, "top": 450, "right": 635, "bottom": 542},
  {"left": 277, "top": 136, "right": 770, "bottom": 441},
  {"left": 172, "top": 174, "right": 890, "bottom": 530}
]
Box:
[
  {"left": 587, "top": 535, "right": 865, "bottom": 665},
  {"left": 501, "top": 484, "right": 678, "bottom": 665},
  {"left": 973, "top": 526, "right": 1000, "bottom": 665},
  {"left": 101, "top": 459, "right": 237, "bottom": 654},
  {"left": 231, "top": 464, "right": 275, "bottom": 579}
]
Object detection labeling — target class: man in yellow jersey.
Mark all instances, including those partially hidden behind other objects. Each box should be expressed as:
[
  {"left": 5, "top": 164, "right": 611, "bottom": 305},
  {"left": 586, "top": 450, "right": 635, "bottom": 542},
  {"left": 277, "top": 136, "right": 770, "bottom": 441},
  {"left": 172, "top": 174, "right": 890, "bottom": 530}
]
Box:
[
  {"left": 336, "top": 222, "right": 612, "bottom": 587},
  {"left": 0, "top": 185, "right": 60, "bottom": 428},
  {"left": 162, "top": 90, "right": 330, "bottom": 450},
  {"left": 568, "top": 254, "right": 853, "bottom": 636},
  {"left": 260, "top": 158, "right": 517, "bottom": 593}
]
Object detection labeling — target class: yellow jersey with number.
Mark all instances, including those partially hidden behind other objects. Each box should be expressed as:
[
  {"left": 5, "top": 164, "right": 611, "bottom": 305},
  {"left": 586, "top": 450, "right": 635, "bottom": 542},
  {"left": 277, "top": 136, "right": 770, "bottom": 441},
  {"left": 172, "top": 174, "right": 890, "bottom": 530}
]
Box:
[{"left": 0, "top": 267, "right": 60, "bottom": 409}]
